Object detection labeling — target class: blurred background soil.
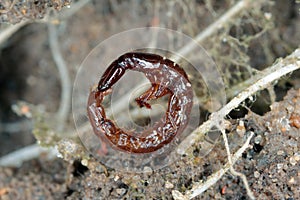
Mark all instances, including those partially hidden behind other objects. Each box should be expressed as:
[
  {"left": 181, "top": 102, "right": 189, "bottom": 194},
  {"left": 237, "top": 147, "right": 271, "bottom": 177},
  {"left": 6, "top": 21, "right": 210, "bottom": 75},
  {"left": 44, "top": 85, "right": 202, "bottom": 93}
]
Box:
[{"left": 0, "top": 0, "right": 299, "bottom": 199}]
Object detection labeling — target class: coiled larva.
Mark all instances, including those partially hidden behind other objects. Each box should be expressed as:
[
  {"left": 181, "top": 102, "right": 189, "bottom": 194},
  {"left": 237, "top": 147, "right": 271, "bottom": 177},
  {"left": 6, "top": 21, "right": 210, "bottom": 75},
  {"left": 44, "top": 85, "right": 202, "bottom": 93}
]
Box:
[{"left": 87, "top": 52, "right": 193, "bottom": 153}]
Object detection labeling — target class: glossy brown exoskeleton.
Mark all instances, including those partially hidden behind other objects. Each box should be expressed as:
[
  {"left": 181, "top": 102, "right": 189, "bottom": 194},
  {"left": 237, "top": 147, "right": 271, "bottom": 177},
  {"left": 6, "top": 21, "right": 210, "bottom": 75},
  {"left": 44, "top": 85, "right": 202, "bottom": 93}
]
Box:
[{"left": 87, "top": 52, "right": 193, "bottom": 153}]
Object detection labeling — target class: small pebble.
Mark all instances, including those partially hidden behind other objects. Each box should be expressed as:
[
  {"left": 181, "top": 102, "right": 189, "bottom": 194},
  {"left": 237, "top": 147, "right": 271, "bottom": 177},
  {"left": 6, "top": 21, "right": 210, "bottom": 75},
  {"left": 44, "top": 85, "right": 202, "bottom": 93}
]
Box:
[
  {"left": 143, "top": 166, "right": 153, "bottom": 174},
  {"left": 277, "top": 163, "right": 283, "bottom": 169},
  {"left": 56, "top": 151, "right": 63, "bottom": 158},
  {"left": 294, "top": 152, "right": 300, "bottom": 161},
  {"left": 165, "top": 181, "right": 174, "bottom": 189},
  {"left": 116, "top": 188, "right": 127, "bottom": 196},
  {"left": 81, "top": 159, "right": 88, "bottom": 166},
  {"left": 272, "top": 178, "right": 278, "bottom": 183},
  {"left": 287, "top": 150, "right": 294, "bottom": 156},
  {"left": 224, "top": 120, "right": 232, "bottom": 130},
  {"left": 280, "top": 117, "right": 290, "bottom": 132},
  {"left": 286, "top": 105, "right": 294, "bottom": 113},
  {"left": 265, "top": 122, "right": 272, "bottom": 131},
  {"left": 277, "top": 150, "right": 284, "bottom": 156},
  {"left": 254, "top": 171, "right": 260, "bottom": 178},
  {"left": 114, "top": 175, "right": 120, "bottom": 181},
  {"left": 289, "top": 157, "right": 297, "bottom": 166},
  {"left": 254, "top": 135, "right": 262, "bottom": 144},
  {"left": 290, "top": 114, "right": 300, "bottom": 128},
  {"left": 269, "top": 174, "right": 273, "bottom": 178},
  {"left": 236, "top": 120, "right": 246, "bottom": 137},
  {"left": 264, "top": 12, "right": 272, "bottom": 20},
  {"left": 264, "top": 131, "right": 269, "bottom": 136},
  {"left": 288, "top": 177, "right": 295, "bottom": 184}
]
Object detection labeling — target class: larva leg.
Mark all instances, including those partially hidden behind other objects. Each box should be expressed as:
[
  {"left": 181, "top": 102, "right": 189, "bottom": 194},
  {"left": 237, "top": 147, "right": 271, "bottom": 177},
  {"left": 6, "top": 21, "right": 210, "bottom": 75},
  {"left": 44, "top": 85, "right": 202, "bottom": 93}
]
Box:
[{"left": 135, "top": 83, "right": 170, "bottom": 109}]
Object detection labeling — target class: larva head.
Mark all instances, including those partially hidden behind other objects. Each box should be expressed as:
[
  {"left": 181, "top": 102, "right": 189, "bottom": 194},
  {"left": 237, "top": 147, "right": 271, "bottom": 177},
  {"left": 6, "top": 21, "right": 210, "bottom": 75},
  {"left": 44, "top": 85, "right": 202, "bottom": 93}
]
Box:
[{"left": 98, "top": 63, "right": 126, "bottom": 92}]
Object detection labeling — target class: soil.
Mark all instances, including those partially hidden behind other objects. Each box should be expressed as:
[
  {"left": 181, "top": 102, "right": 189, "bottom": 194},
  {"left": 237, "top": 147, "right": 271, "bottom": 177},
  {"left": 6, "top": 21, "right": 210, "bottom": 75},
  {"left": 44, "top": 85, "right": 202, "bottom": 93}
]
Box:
[
  {"left": 0, "top": 0, "right": 299, "bottom": 199},
  {"left": 0, "top": 88, "right": 299, "bottom": 199}
]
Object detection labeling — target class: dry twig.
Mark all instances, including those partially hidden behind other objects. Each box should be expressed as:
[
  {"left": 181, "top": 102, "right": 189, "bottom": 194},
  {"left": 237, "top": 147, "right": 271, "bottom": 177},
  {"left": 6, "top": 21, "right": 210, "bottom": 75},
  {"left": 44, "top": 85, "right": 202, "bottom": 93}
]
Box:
[
  {"left": 78, "top": 0, "right": 264, "bottom": 122},
  {"left": 174, "top": 48, "right": 300, "bottom": 199},
  {"left": 0, "top": 144, "right": 57, "bottom": 167},
  {"left": 0, "top": 0, "right": 92, "bottom": 166},
  {"left": 220, "top": 127, "right": 255, "bottom": 199},
  {"left": 172, "top": 132, "right": 255, "bottom": 200},
  {"left": 48, "top": 23, "right": 71, "bottom": 131},
  {"left": 177, "top": 48, "right": 300, "bottom": 155},
  {"left": 0, "top": 21, "right": 28, "bottom": 46}
]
